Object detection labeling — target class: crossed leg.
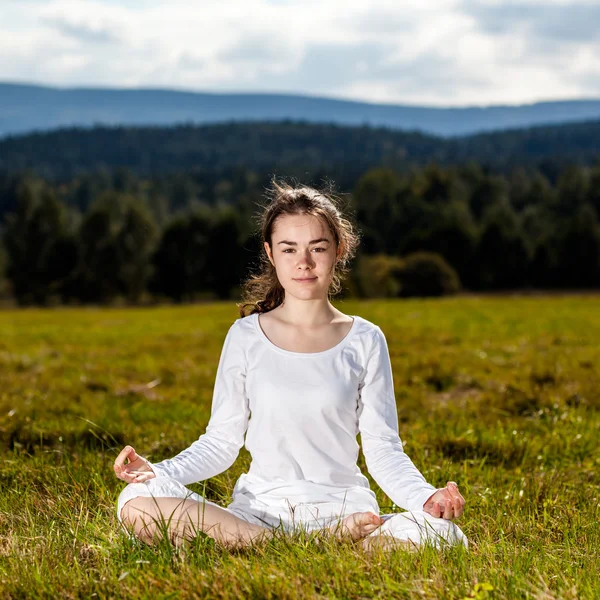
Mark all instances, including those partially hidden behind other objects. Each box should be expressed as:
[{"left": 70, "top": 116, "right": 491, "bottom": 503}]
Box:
[
  {"left": 120, "top": 496, "right": 387, "bottom": 549},
  {"left": 360, "top": 510, "right": 468, "bottom": 553},
  {"left": 117, "top": 478, "right": 466, "bottom": 551},
  {"left": 120, "top": 496, "right": 273, "bottom": 549}
]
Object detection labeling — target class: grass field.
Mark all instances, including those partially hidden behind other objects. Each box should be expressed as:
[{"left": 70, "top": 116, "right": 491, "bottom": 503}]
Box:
[{"left": 0, "top": 297, "right": 599, "bottom": 599}]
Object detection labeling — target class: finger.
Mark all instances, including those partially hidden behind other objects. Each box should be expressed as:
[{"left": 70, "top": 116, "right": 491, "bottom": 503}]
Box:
[
  {"left": 120, "top": 471, "right": 145, "bottom": 484},
  {"left": 454, "top": 500, "right": 464, "bottom": 519},
  {"left": 114, "top": 445, "right": 134, "bottom": 472},
  {"left": 446, "top": 482, "right": 462, "bottom": 500},
  {"left": 447, "top": 483, "right": 466, "bottom": 516},
  {"left": 444, "top": 485, "right": 459, "bottom": 511},
  {"left": 446, "top": 483, "right": 465, "bottom": 515},
  {"left": 452, "top": 490, "right": 465, "bottom": 517},
  {"left": 117, "top": 470, "right": 135, "bottom": 482},
  {"left": 117, "top": 467, "right": 139, "bottom": 480},
  {"left": 432, "top": 501, "right": 442, "bottom": 518},
  {"left": 443, "top": 501, "right": 454, "bottom": 520},
  {"left": 448, "top": 493, "right": 458, "bottom": 518},
  {"left": 370, "top": 513, "right": 383, "bottom": 527}
]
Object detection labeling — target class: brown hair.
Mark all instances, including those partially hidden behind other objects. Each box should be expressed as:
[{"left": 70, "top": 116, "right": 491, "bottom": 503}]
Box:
[{"left": 237, "top": 178, "right": 361, "bottom": 317}]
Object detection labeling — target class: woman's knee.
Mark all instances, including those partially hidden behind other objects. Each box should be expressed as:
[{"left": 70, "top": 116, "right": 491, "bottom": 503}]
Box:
[
  {"left": 116, "top": 476, "right": 187, "bottom": 522},
  {"left": 119, "top": 495, "right": 174, "bottom": 544},
  {"left": 117, "top": 482, "right": 148, "bottom": 522},
  {"left": 378, "top": 511, "right": 468, "bottom": 549},
  {"left": 118, "top": 491, "right": 153, "bottom": 526}
]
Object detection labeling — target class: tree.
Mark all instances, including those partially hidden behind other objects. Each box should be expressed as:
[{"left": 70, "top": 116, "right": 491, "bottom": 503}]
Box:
[
  {"left": 468, "top": 174, "right": 508, "bottom": 221},
  {"left": 206, "top": 207, "right": 247, "bottom": 299},
  {"left": 73, "top": 198, "right": 121, "bottom": 302},
  {"left": 555, "top": 166, "right": 589, "bottom": 217},
  {"left": 476, "top": 200, "right": 530, "bottom": 289},
  {"left": 587, "top": 165, "right": 600, "bottom": 216},
  {"left": 149, "top": 207, "right": 213, "bottom": 302},
  {"left": 529, "top": 236, "right": 560, "bottom": 289},
  {"left": 557, "top": 203, "right": 600, "bottom": 288},
  {"left": 0, "top": 239, "right": 9, "bottom": 299},
  {"left": 402, "top": 200, "right": 478, "bottom": 288},
  {"left": 412, "top": 164, "right": 458, "bottom": 205},
  {"left": 4, "top": 185, "right": 78, "bottom": 305},
  {"left": 71, "top": 192, "right": 157, "bottom": 303},
  {"left": 391, "top": 189, "right": 437, "bottom": 256},
  {"left": 0, "top": 174, "right": 33, "bottom": 223},
  {"left": 114, "top": 201, "right": 159, "bottom": 303},
  {"left": 352, "top": 169, "right": 403, "bottom": 254},
  {"left": 509, "top": 169, "right": 554, "bottom": 212},
  {"left": 520, "top": 204, "right": 555, "bottom": 246}
]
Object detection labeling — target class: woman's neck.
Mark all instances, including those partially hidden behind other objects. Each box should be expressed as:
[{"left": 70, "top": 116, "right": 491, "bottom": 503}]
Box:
[{"left": 274, "top": 296, "right": 342, "bottom": 327}]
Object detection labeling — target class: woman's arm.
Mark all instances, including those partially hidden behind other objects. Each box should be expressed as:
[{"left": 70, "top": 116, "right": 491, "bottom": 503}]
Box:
[
  {"left": 358, "top": 327, "right": 438, "bottom": 512},
  {"left": 146, "top": 320, "right": 250, "bottom": 486}
]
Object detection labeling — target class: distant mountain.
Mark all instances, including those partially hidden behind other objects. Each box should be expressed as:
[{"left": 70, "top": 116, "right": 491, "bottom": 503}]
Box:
[
  {"left": 1, "top": 82, "right": 600, "bottom": 138},
  {"left": 1, "top": 120, "right": 599, "bottom": 180}
]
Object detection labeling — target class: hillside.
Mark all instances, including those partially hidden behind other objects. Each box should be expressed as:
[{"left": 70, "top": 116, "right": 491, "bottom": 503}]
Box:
[
  {"left": 0, "top": 119, "right": 598, "bottom": 180},
  {"left": 1, "top": 82, "right": 600, "bottom": 138}
]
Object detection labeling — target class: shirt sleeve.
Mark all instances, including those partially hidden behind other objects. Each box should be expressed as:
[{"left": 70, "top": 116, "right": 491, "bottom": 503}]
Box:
[
  {"left": 145, "top": 319, "right": 250, "bottom": 486},
  {"left": 357, "top": 326, "right": 438, "bottom": 512}
]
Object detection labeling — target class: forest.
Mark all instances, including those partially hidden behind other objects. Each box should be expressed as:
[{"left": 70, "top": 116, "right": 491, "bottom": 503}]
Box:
[{"left": 1, "top": 119, "right": 599, "bottom": 305}]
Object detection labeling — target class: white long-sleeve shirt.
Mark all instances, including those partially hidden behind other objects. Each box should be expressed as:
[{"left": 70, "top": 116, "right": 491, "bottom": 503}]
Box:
[{"left": 148, "top": 313, "right": 437, "bottom": 513}]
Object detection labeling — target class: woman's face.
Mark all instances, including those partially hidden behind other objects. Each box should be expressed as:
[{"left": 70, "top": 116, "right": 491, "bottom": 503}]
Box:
[{"left": 264, "top": 213, "right": 338, "bottom": 301}]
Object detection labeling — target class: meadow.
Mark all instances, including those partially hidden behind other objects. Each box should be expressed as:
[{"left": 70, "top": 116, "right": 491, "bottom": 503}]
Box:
[{"left": 0, "top": 296, "right": 598, "bottom": 599}]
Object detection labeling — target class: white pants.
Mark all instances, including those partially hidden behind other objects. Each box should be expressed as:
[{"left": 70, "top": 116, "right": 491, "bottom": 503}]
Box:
[{"left": 117, "top": 475, "right": 468, "bottom": 549}]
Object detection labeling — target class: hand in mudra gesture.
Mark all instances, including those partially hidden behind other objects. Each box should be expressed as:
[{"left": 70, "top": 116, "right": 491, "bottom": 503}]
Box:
[
  {"left": 423, "top": 481, "right": 465, "bottom": 520},
  {"left": 113, "top": 445, "right": 156, "bottom": 484}
]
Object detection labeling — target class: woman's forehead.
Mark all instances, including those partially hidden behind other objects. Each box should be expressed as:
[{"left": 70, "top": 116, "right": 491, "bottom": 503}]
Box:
[{"left": 271, "top": 213, "right": 330, "bottom": 239}]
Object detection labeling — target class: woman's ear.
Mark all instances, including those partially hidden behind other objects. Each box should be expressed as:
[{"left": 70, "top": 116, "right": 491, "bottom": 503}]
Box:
[{"left": 264, "top": 242, "right": 275, "bottom": 267}]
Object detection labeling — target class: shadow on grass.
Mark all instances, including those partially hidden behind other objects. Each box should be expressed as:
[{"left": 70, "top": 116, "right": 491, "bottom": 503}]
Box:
[
  {"left": 3, "top": 420, "right": 126, "bottom": 453},
  {"left": 432, "top": 437, "right": 526, "bottom": 467}
]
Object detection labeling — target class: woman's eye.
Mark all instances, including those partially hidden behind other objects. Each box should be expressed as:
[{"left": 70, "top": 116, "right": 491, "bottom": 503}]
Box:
[{"left": 282, "top": 248, "right": 326, "bottom": 253}]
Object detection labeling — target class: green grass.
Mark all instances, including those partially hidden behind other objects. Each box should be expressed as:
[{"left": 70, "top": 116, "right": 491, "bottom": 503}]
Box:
[{"left": 0, "top": 297, "right": 599, "bottom": 599}]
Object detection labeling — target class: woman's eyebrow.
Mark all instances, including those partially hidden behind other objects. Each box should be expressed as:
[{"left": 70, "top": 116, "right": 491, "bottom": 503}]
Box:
[{"left": 277, "top": 238, "right": 331, "bottom": 246}]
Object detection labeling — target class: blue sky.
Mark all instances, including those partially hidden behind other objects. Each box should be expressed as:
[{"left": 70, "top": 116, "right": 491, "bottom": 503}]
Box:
[{"left": 2, "top": 0, "right": 599, "bottom": 107}]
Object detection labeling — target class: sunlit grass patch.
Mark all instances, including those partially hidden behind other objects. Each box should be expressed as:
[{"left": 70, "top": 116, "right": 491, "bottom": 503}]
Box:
[{"left": 0, "top": 296, "right": 599, "bottom": 598}]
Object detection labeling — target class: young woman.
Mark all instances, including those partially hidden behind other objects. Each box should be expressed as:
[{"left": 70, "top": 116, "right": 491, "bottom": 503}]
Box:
[{"left": 114, "top": 180, "right": 467, "bottom": 552}]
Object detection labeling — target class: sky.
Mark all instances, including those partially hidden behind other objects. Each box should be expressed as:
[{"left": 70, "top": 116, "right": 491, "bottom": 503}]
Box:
[{"left": 2, "top": 0, "right": 599, "bottom": 107}]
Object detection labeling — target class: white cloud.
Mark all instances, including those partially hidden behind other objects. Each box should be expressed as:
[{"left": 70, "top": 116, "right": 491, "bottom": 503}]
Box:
[{"left": 0, "top": 0, "right": 599, "bottom": 105}]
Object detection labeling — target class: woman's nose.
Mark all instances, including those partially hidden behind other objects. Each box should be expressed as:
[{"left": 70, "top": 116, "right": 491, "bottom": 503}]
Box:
[{"left": 297, "top": 249, "right": 314, "bottom": 267}]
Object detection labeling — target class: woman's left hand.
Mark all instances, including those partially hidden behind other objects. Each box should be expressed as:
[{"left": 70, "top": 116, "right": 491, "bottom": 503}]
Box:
[{"left": 423, "top": 481, "right": 465, "bottom": 520}]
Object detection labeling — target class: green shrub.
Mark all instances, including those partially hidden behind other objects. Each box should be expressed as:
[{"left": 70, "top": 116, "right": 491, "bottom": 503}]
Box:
[
  {"left": 395, "top": 251, "right": 461, "bottom": 297},
  {"left": 352, "top": 253, "right": 404, "bottom": 298}
]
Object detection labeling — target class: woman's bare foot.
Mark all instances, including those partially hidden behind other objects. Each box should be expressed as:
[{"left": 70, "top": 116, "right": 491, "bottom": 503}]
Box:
[{"left": 328, "top": 512, "right": 383, "bottom": 541}]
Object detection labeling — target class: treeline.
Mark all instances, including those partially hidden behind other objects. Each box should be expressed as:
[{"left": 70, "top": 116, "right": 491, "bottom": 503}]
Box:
[
  {"left": 0, "top": 187, "right": 255, "bottom": 305},
  {"left": 1, "top": 160, "right": 599, "bottom": 306},
  {"left": 1, "top": 119, "right": 599, "bottom": 183}
]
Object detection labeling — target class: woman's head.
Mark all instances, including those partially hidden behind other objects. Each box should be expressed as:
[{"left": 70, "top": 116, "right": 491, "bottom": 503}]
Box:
[{"left": 238, "top": 179, "right": 360, "bottom": 316}]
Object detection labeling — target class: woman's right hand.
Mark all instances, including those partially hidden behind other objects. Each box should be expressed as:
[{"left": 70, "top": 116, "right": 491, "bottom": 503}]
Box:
[{"left": 113, "top": 445, "right": 156, "bottom": 483}]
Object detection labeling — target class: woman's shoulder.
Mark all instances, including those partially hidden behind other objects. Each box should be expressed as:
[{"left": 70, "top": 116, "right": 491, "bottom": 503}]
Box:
[
  {"left": 229, "top": 314, "right": 256, "bottom": 336},
  {"left": 351, "top": 314, "right": 383, "bottom": 337},
  {"left": 350, "top": 315, "right": 386, "bottom": 351}
]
